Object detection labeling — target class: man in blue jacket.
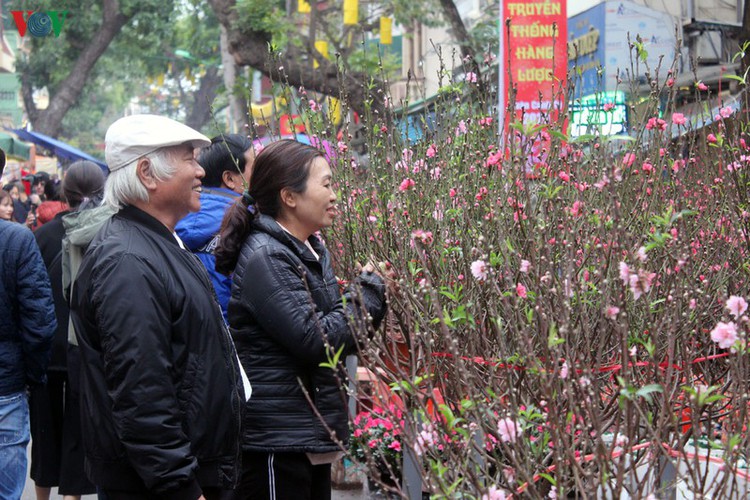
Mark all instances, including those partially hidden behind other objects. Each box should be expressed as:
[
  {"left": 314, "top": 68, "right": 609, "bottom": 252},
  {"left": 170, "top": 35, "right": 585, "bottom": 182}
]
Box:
[
  {"left": 0, "top": 148, "right": 57, "bottom": 499},
  {"left": 175, "top": 134, "right": 254, "bottom": 320}
]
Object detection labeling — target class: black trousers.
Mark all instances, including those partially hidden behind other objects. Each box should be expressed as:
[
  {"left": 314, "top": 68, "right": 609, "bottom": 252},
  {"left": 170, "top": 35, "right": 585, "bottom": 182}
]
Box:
[
  {"left": 29, "top": 368, "right": 95, "bottom": 495},
  {"left": 103, "top": 486, "right": 225, "bottom": 500},
  {"left": 227, "top": 451, "right": 332, "bottom": 500}
]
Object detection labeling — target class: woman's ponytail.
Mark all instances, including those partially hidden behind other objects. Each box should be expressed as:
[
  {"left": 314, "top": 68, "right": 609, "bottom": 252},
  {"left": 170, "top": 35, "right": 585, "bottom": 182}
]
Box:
[
  {"left": 215, "top": 190, "right": 256, "bottom": 275},
  {"left": 215, "top": 139, "right": 324, "bottom": 275}
]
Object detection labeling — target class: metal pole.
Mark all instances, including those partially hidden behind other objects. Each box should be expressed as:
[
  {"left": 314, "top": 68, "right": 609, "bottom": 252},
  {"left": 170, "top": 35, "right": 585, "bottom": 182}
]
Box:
[
  {"left": 402, "top": 412, "right": 423, "bottom": 499},
  {"left": 345, "top": 355, "right": 358, "bottom": 419},
  {"left": 659, "top": 455, "right": 677, "bottom": 499},
  {"left": 498, "top": 0, "right": 505, "bottom": 140}
]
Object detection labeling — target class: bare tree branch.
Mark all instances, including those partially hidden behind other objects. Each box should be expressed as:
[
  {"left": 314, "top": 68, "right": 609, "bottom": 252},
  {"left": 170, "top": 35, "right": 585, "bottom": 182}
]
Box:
[
  {"left": 30, "top": 0, "right": 133, "bottom": 136},
  {"left": 208, "top": 0, "right": 387, "bottom": 117}
]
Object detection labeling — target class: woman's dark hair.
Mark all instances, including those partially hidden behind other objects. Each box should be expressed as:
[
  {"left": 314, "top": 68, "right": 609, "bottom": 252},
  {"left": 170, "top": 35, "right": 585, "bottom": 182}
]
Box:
[
  {"left": 13, "top": 181, "right": 26, "bottom": 197},
  {"left": 63, "top": 161, "right": 106, "bottom": 210},
  {"left": 215, "top": 139, "right": 324, "bottom": 275},
  {"left": 200, "top": 134, "right": 254, "bottom": 188},
  {"left": 43, "top": 177, "right": 62, "bottom": 201},
  {"left": 0, "top": 188, "right": 11, "bottom": 204}
]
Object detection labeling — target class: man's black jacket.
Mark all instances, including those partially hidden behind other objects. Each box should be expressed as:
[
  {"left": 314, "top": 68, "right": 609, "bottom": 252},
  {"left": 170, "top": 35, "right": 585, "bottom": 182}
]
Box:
[{"left": 71, "top": 206, "right": 243, "bottom": 500}]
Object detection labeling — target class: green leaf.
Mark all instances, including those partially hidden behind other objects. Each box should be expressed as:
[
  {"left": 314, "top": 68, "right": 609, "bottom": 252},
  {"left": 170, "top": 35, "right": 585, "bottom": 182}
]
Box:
[
  {"left": 548, "top": 323, "right": 564, "bottom": 348},
  {"left": 319, "top": 345, "right": 345, "bottom": 370},
  {"left": 635, "top": 384, "right": 663, "bottom": 402},
  {"left": 723, "top": 74, "right": 746, "bottom": 84},
  {"left": 549, "top": 129, "right": 568, "bottom": 142},
  {"left": 571, "top": 133, "right": 598, "bottom": 143},
  {"left": 537, "top": 472, "right": 557, "bottom": 486}
]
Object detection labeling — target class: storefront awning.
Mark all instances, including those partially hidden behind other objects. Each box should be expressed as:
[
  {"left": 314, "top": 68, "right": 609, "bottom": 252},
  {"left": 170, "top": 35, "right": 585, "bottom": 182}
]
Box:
[
  {"left": 10, "top": 128, "right": 107, "bottom": 172},
  {"left": 0, "top": 131, "right": 31, "bottom": 160}
]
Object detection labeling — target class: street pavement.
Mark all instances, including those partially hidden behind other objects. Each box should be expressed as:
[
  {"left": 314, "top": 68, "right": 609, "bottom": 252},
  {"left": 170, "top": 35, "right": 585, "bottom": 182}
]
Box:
[
  {"left": 20, "top": 443, "right": 369, "bottom": 499},
  {"left": 22, "top": 479, "right": 368, "bottom": 500}
]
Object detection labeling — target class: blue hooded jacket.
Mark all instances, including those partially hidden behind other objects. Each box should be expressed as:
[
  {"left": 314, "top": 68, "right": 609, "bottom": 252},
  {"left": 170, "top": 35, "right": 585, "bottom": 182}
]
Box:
[
  {"left": 175, "top": 187, "right": 238, "bottom": 321},
  {"left": 0, "top": 220, "right": 56, "bottom": 395}
]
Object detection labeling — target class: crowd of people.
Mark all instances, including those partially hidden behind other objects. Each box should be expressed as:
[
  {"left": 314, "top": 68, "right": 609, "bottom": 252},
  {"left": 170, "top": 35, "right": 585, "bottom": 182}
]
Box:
[{"left": 0, "top": 114, "right": 390, "bottom": 500}]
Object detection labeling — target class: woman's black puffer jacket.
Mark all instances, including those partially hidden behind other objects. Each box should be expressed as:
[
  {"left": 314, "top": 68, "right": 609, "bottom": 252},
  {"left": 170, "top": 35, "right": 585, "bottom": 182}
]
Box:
[{"left": 228, "top": 214, "right": 386, "bottom": 452}]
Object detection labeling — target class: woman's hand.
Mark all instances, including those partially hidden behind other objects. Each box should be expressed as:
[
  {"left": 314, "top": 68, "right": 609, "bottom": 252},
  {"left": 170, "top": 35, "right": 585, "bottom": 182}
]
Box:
[
  {"left": 358, "top": 261, "right": 399, "bottom": 295},
  {"left": 377, "top": 261, "right": 400, "bottom": 297}
]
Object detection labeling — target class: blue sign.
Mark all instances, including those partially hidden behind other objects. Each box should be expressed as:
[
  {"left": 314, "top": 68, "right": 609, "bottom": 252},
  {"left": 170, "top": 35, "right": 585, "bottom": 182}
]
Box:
[{"left": 568, "top": 3, "right": 606, "bottom": 99}]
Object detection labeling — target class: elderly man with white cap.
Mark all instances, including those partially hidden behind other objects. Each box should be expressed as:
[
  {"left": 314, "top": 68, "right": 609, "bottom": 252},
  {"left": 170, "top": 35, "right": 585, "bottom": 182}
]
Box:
[{"left": 70, "top": 115, "right": 244, "bottom": 500}]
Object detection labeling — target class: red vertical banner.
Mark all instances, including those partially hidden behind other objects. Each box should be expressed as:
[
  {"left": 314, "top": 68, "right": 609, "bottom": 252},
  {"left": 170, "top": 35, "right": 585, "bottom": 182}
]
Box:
[{"left": 500, "top": 0, "right": 567, "bottom": 131}]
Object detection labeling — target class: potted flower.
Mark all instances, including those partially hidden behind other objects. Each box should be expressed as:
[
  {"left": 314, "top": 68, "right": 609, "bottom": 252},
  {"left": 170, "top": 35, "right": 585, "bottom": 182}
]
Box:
[{"left": 350, "top": 406, "right": 404, "bottom": 490}]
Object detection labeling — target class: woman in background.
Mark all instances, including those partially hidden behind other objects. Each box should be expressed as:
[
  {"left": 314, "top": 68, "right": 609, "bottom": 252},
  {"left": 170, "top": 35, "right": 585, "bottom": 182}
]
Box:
[
  {"left": 36, "top": 178, "right": 68, "bottom": 227},
  {"left": 175, "top": 134, "right": 255, "bottom": 321},
  {"left": 30, "top": 161, "right": 103, "bottom": 500},
  {"left": 0, "top": 189, "right": 14, "bottom": 221}
]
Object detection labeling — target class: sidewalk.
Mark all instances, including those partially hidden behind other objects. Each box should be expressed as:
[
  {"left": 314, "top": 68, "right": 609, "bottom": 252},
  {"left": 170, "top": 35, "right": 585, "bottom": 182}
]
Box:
[
  {"left": 22, "top": 481, "right": 368, "bottom": 500},
  {"left": 21, "top": 446, "right": 369, "bottom": 499},
  {"left": 22, "top": 484, "right": 367, "bottom": 500}
]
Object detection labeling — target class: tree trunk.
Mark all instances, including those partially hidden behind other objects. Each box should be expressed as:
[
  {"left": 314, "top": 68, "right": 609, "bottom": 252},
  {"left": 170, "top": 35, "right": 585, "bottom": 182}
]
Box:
[
  {"left": 436, "top": 0, "right": 474, "bottom": 64},
  {"left": 208, "top": 0, "right": 386, "bottom": 117},
  {"left": 220, "top": 24, "right": 250, "bottom": 133},
  {"left": 26, "top": 0, "right": 132, "bottom": 137},
  {"left": 185, "top": 66, "right": 223, "bottom": 132},
  {"left": 436, "top": 0, "right": 485, "bottom": 93},
  {"left": 742, "top": 0, "right": 750, "bottom": 117}
]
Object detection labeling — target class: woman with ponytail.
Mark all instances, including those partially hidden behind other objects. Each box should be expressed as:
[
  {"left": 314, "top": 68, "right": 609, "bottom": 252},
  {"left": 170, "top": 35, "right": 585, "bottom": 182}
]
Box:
[{"left": 216, "top": 139, "right": 387, "bottom": 499}]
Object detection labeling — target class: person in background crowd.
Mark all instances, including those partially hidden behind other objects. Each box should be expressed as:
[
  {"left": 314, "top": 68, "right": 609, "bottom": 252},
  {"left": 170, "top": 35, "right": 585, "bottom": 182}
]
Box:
[
  {"left": 176, "top": 134, "right": 255, "bottom": 320},
  {"left": 3, "top": 181, "right": 19, "bottom": 201},
  {"left": 31, "top": 171, "right": 50, "bottom": 199},
  {"left": 6, "top": 180, "right": 32, "bottom": 224},
  {"left": 70, "top": 114, "right": 245, "bottom": 500},
  {"left": 30, "top": 161, "right": 104, "bottom": 500},
  {"left": 216, "top": 139, "right": 388, "bottom": 500},
  {"left": 0, "top": 147, "right": 57, "bottom": 500},
  {"left": 2, "top": 182, "right": 37, "bottom": 230},
  {"left": 36, "top": 178, "right": 69, "bottom": 227},
  {"left": 0, "top": 188, "right": 14, "bottom": 221}
]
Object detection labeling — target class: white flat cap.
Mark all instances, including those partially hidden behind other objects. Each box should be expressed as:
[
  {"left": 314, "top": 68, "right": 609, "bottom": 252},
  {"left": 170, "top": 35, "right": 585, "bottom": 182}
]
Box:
[{"left": 105, "top": 114, "right": 211, "bottom": 171}]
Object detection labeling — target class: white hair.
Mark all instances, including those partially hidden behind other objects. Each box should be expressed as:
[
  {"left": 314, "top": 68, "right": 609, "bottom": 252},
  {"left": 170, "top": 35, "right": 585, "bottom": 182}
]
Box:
[{"left": 103, "top": 148, "right": 177, "bottom": 210}]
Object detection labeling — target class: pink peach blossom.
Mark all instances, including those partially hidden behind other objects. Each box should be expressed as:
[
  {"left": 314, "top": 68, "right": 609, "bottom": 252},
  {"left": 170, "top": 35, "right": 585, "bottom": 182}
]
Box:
[
  {"left": 399, "top": 178, "right": 415, "bottom": 191},
  {"left": 497, "top": 417, "right": 519, "bottom": 443},
  {"left": 710, "top": 321, "right": 738, "bottom": 349},
  {"left": 520, "top": 259, "right": 531, "bottom": 273},
  {"left": 628, "top": 269, "right": 656, "bottom": 300},
  {"left": 618, "top": 262, "right": 630, "bottom": 283},
  {"left": 605, "top": 306, "right": 620, "bottom": 319},
  {"left": 482, "top": 486, "right": 507, "bottom": 500},
  {"left": 725, "top": 296, "right": 748, "bottom": 320},
  {"left": 622, "top": 153, "right": 636, "bottom": 167},
  {"left": 471, "top": 260, "right": 489, "bottom": 281}
]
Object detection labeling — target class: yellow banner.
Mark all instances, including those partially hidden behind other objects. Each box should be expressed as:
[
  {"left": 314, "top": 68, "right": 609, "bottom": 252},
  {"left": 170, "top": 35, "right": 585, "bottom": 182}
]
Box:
[
  {"left": 380, "top": 17, "right": 392, "bottom": 45},
  {"left": 343, "top": 0, "right": 358, "bottom": 25}
]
